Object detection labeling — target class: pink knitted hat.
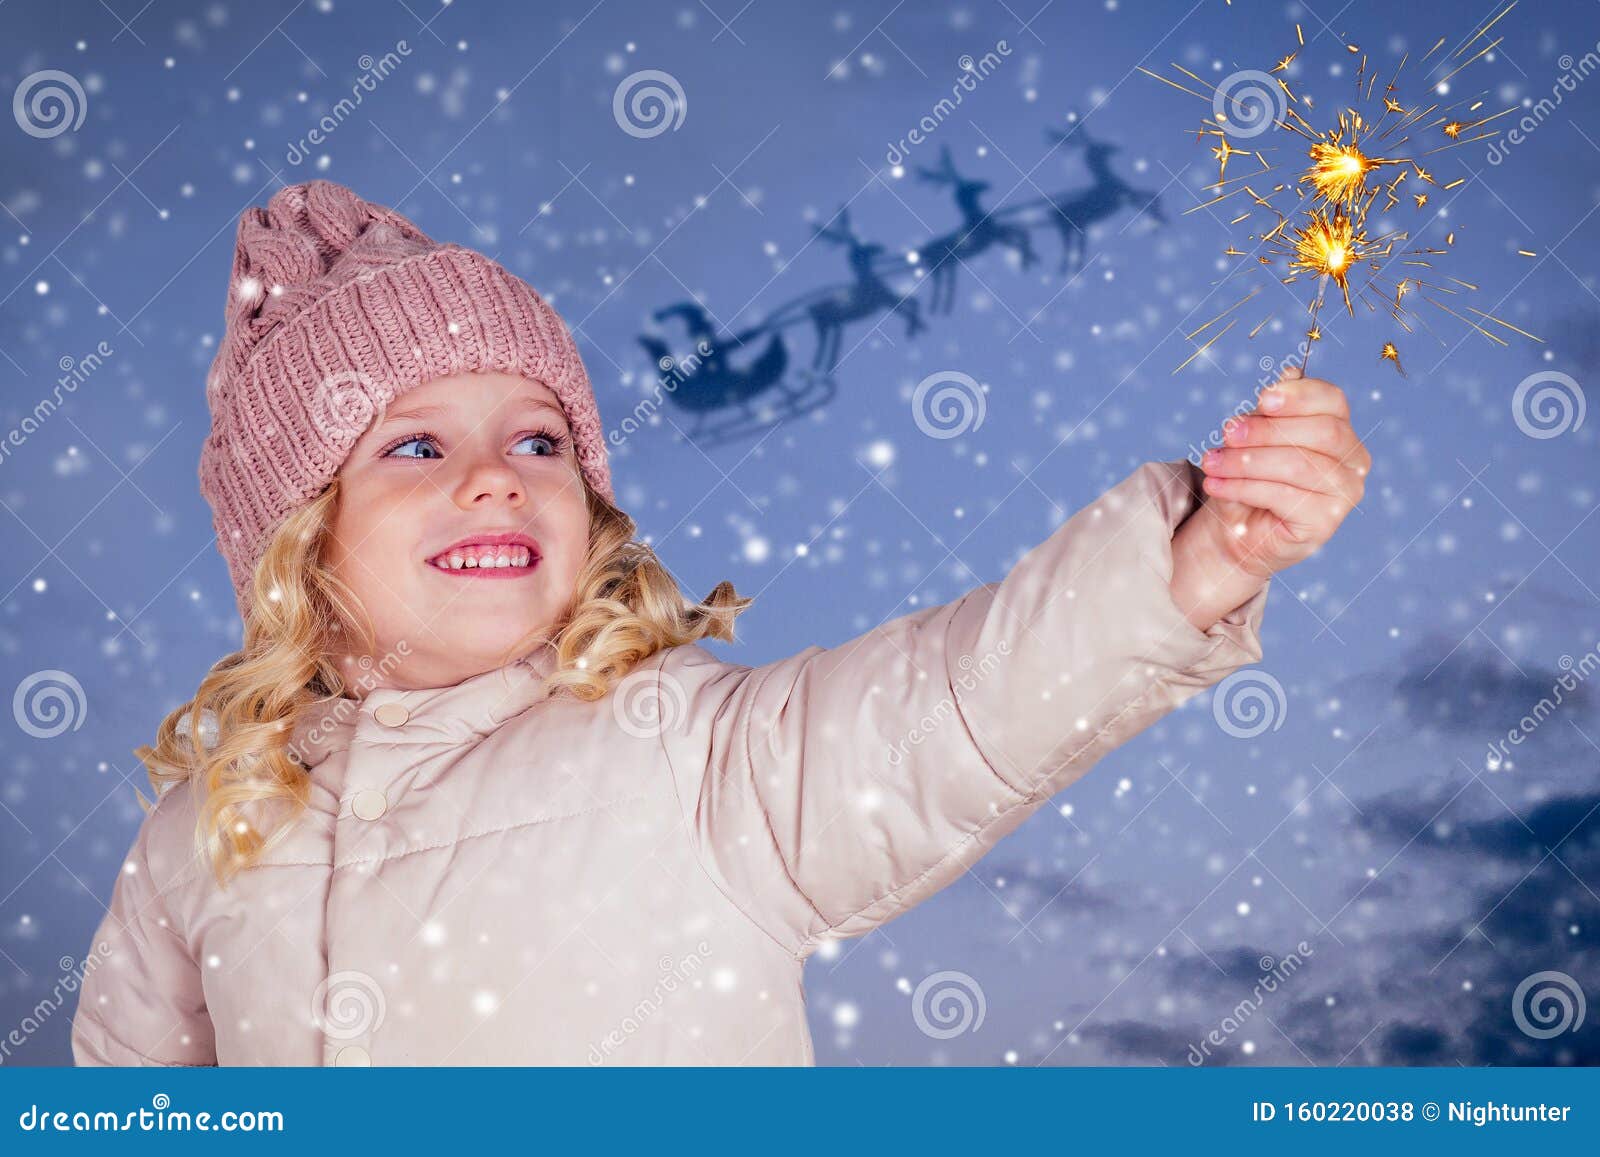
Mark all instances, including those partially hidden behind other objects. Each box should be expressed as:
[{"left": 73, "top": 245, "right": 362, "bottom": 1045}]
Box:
[{"left": 198, "top": 180, "right": 613, "bottom": 625}]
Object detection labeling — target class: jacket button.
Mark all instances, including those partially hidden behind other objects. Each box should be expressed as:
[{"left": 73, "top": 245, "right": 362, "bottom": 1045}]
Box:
[
  {"left": 334, "top": 1044, "right": 370, "bottom": 1066},
  {"left": 351, "top": 789, "right": 387, "bottom": 821},
  {"left": 373, "top": 702, "right": 409, "bottom": 727}
]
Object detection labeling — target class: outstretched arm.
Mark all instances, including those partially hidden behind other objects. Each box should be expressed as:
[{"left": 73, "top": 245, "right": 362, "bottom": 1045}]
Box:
[
  {"left": 656, "top": 456, "right": 1272, "bottom": 959},
  {"left": 654, "top": 371, "right": 1366, "bottom": 958}
]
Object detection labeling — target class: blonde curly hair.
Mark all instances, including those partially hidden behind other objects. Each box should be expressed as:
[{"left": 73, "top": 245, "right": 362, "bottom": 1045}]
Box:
[{"left": 136, "top": 475, "right": 751, "bottom": 888}]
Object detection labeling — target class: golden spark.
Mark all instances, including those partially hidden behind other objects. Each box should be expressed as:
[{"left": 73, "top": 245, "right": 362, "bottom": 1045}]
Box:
[
  {"left": 1290, "top": 211, "right": 1361, "bottom": 300},
  {"left": 1306, "top": 140, "right": 1388, "bottom": 207},
  {"left": 1144, "top": 2, "right": 1539, "bottom": 374},
  {"left": 1204, "top": 129, "right": 1251, "bottom": 182}
]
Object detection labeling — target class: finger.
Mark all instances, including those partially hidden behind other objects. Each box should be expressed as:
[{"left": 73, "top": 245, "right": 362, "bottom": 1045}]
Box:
[
  {"left": 1200, "top": 473, "right": 1355, "bottom": 535},
  {"left": 1255, "top": 375, "right": 1350, "bottom": 420},
  {"left": 1201, "top": 445, "right": 1361, "bottom": 500},
  {"left": 1223, "top": 413, "right": 1365, "bottom": 463}
]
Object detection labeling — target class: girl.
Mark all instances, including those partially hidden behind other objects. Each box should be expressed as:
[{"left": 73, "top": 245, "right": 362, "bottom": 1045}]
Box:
[{"left": 71, "top": 180, "right": 1366, "bottom": 1066}]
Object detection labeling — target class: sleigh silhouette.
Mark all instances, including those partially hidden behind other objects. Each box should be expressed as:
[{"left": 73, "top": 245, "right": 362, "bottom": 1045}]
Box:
[{"left": 637, "top": 304, "right": 814, "bottom": 446}]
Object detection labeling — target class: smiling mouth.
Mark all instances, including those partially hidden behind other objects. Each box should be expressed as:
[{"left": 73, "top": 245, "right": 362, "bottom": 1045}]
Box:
[{"left": 427, "top": 544, "right": 540, "bottom": 575}]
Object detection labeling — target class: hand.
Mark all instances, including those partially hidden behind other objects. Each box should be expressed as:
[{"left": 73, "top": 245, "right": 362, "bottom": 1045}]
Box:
[{"left": 1195, "top": 366, "right": 1370, "bottom": 581}]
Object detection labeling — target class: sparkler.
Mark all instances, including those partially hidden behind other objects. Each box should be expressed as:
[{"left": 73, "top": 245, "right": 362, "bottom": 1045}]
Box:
[{"left": 1141, "top": 2, "right": 1540, "bottom": 375}]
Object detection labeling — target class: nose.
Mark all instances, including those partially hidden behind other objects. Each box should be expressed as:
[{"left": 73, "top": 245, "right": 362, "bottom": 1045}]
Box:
[{"left": 451, "top": 453, "right": 524, "bottom": 510}]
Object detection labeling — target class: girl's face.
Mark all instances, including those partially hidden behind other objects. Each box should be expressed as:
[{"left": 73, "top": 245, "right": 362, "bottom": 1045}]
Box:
[{"left": 322, "top": 371, "right": 590, "bottom": 691}]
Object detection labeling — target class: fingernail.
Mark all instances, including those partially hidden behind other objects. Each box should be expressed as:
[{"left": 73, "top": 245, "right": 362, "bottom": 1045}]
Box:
[
  {"left": 1261, "top": 389, "right": 1285, "bottom": 411},
  {"left": 1202, "top": 449, "right": 1221, "bottom": 469},
  {"left": 1226, "top": 418, "right": 1248, "bottom": 442}
]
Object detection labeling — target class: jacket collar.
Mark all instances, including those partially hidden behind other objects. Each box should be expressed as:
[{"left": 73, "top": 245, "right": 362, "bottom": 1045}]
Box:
[{"left": 287, "top": 644, "right": 561, "bottom": 772}]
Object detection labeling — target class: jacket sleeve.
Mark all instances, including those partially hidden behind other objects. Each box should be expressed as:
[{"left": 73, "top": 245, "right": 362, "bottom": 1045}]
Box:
[
  {"left": 71, "top": 790, "right": 217, "bottom": 1066},
  {"left": 656, "top": 458, "right": 1270, "bottom": 958}
]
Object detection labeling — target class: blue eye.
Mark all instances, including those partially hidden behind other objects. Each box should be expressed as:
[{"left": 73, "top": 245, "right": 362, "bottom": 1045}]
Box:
[
  {"left": 511, "top": 427, "right": 570, "bottom": 456},
  {"left": 383, "top": 435, "right": 442, "bottom": 459}
]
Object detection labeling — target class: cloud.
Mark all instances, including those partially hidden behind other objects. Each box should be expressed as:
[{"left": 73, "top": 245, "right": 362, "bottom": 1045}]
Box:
[
  {"left": 1161, "top": 944, "right": 1286, "bottom": 989},
  {"left": 1357, "top": 787, "right": 1600, "bottom": 866},
  {"left": 1077, "top": 1019, "right": 1230, "bottom": 1065},
  {"left": 1051, "top": 789, "right": 1600, "bottom": 1068},
  {"left": 1389, "top": 636, "right": 1595, "bottom": 736}
]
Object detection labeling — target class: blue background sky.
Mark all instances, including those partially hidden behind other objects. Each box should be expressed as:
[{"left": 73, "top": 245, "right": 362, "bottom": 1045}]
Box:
[{"left": 1, "top": 0, "right": 1597, "bottom": 1066}]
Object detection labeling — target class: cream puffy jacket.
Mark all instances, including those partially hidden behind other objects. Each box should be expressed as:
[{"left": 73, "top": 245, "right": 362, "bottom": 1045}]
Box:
[{"left": 71, "top": 459, "right": 1269, "bottom": 1066}]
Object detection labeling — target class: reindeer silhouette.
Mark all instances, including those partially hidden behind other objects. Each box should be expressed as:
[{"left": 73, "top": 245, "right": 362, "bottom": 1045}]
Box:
[
  {"left": 806, "top": 207, "right": 924, "bottom": 374},
  {"left": 1040, "top": 124, "right": 1167, "bottom": 274},
  {"left": 914, "top": 145, "right": 1038, "bottom": 313},
  {"left": 633, "top": 117, "right": 1171, "bottom": 447}
]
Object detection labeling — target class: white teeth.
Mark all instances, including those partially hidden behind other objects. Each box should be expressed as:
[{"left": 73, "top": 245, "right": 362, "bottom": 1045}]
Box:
[{"left": 431, "top": 545, "right": 535, "bottom": 570}]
